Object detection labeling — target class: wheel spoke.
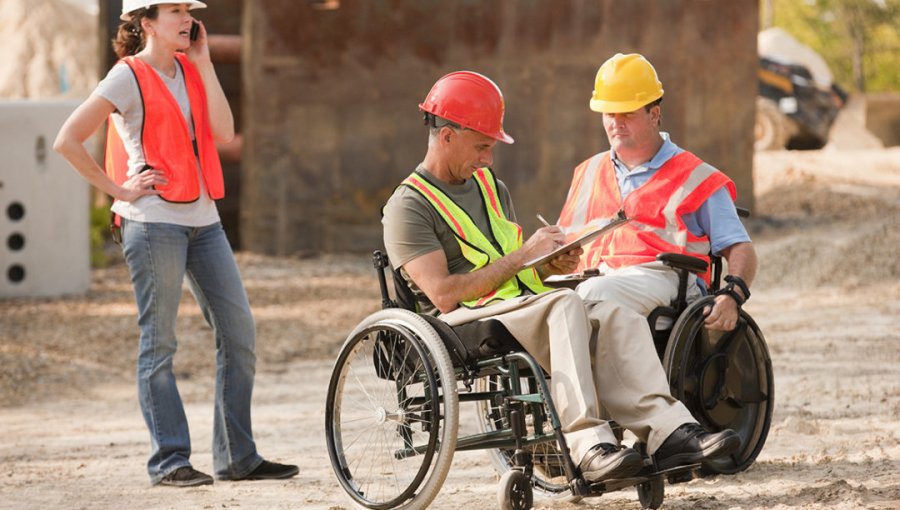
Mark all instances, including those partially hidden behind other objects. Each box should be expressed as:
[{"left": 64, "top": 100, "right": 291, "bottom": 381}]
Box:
[{"left": 327, "top": 315, "right": 458, "bottom": 508}]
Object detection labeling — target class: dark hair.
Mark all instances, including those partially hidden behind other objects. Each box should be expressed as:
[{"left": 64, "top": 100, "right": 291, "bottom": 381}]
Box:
[
  {"left": 643, "top": 97, "right": 663, "bottom": 112},
  {"left": 111, "top": 6, "right": 158, "bottom": 59},
  {"left": 644, "top": 97, "right": 662, "bottom": 127}
]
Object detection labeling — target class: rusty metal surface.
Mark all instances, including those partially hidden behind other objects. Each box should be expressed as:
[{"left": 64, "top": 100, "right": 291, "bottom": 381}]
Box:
[
  {"left": 208, "top": 35, "right": 242, "bottom": 65},
  {"left": 241, "top": 0, "right": 758, "bottom": 255}
]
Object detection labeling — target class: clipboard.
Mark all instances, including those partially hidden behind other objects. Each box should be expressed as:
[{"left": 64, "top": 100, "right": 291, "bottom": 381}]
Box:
[
  {"left": 542, "top": 268, "right": 603, "bottom": 288},
  {"left": 522, "top": 214, "right": 629, "bottom": 269}
]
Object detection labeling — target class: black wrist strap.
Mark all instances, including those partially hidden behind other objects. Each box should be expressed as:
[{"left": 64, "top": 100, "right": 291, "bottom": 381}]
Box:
[
  {"left": 725, "top": 275, "right": 750, "bottom": 299},
  {"left": 717, "top": 275, "right": 750, "bottom": 306}
]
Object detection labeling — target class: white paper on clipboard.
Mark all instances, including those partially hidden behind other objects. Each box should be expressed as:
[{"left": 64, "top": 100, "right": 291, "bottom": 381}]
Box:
[{"left": 522, "top": 215, "right": 629, "bottom": 269}]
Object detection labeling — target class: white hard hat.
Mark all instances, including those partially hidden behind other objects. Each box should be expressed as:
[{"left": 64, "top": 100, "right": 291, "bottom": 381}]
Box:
[{"left": 121, "top": 1, "right": 208, "bottom": 21}]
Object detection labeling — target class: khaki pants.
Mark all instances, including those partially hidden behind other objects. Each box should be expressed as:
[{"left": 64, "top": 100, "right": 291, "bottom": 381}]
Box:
[
  {"left": 575, "top": 261, "right": 702, "bottom": 316},
  {"left": 440, "top": 288, "right": 694, "bottom": 461}
]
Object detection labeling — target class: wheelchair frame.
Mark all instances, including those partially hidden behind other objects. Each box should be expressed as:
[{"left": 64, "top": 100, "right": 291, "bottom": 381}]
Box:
[{"left": 325, "top": 247, "right": 773, "bottom": 510}]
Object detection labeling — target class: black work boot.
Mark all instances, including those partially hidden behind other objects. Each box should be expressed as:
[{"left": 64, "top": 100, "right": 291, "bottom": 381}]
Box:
[
  {"left": 654, "top": 423, "right": 740, "bottom": 471},
  {"left": 578, "top": 443, "right": 644, "bottom": 482}
]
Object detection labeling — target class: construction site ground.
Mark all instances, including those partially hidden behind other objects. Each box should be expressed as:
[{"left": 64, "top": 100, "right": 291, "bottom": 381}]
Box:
[{"left": 2, "top": 136, "right": 899, "bottom": 508}]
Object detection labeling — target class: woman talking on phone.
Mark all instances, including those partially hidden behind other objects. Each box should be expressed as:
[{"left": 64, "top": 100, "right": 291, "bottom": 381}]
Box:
[{"left": 54, "top": 1, "right": 297, "bottom": 487}]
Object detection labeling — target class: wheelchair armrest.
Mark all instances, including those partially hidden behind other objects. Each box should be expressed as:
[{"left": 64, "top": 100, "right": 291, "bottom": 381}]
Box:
[{"left": 656, "top": 253, "right": 708, "bottom": 274}]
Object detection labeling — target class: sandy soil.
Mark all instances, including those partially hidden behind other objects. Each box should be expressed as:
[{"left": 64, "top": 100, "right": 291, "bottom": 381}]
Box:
[{"left": 2, "top": 144, "right": 899, "bottom": 509}]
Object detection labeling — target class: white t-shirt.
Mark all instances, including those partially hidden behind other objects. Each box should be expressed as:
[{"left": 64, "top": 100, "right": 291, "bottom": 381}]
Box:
[{"left": 94, "top": 59, "right": 220, "bottom": 227}]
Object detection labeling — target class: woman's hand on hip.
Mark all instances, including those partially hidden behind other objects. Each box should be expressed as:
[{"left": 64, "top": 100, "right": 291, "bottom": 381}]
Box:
[{"left": 117, "top": 169, "right": 166, "bottom": 202}]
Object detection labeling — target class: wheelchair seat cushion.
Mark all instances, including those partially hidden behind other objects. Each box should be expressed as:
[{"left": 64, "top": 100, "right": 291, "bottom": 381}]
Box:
[{"left": 421, "top": 315, "right": 523, "bottom": 363}]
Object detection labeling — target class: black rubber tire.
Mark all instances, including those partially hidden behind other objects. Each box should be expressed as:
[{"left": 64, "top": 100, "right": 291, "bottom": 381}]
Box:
[
  {"left": 498, "top": 470, "right": 534, "bottom": 510},
  {"left": 637, "top": 476, "right": 665, "bottom": 509},
  {"left": 663, "top": 296, "right": 775, "bottom": 475}
]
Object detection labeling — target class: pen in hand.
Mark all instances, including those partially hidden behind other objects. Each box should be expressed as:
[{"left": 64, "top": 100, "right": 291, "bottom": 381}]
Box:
[{"left": 537, "top": 214, "right": 565, "bottom": 248}]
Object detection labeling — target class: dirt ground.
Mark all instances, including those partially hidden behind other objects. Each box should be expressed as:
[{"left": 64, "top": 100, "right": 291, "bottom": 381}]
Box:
[{"left": 2, "top": 137, "right": 899, "bottom": 509}]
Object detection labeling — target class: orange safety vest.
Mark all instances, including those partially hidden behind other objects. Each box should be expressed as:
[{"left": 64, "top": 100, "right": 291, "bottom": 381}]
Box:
[
  {"left": 104, "top": 53, "right": 224, "bottom": 203},
  {"left": 558, "top": 151, "right": 736, "bottom": 283}
]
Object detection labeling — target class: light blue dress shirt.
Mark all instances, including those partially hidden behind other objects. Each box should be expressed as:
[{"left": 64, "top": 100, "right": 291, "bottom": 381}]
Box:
[{"left": 609, "top": 132, "right": 751, "bottom": 256}]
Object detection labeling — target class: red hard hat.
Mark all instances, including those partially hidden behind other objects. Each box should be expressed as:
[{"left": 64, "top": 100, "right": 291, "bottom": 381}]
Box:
[{"left": 419, "top": 71, "right": 514, "bottom": 144}]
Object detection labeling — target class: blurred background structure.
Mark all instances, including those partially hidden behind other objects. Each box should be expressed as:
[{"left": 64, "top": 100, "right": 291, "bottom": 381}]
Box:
[
  {"left": 0, "top": 0, "right": 97, "bottom": 297},
  {"left": 235, "top": 0, "right": 759, "bottom": 256},
  {"left": 2, "top": 0, "right": 900, "bottom": 279}
]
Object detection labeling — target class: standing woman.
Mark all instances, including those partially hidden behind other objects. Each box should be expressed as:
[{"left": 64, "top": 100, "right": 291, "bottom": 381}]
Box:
[{"left": 54, "top": 1, "right": 297, "bottom": 487}]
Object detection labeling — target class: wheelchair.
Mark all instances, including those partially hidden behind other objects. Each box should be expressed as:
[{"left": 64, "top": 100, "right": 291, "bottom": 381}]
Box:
[{"left": 325, "top": 247, "right": 773, "bottom": 510}]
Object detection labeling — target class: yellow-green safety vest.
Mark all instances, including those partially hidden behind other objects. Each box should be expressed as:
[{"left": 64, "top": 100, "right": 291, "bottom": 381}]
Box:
[{"left": 402, "top": 168, "right": 552, "bottom": 308}]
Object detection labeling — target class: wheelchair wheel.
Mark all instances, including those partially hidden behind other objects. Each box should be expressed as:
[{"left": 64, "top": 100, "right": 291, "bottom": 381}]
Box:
[
  {"left": 475, "top": 375, "right": 580, "bottom": 503},
  {"left": 325, "top": 309, "right": 459, "bottom": 510},
  {"left": 498, "top": 469, "right": 534, "bottom": 510},
  {"left": 663, "top": 296, "right": 774, "bottom": 475},
  {"left": 636, "top": 476, "right": 664, "bottom": 509}
]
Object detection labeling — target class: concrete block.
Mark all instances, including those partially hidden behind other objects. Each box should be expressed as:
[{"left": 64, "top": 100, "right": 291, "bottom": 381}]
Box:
[{"left": 0, "top": 100, "right": 90, "bottom": 298}]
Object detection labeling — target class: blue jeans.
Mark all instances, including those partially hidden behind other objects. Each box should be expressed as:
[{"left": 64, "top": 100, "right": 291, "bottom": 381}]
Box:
[{"left": 121, "top": 219, "right": 263, "bottom": 484}]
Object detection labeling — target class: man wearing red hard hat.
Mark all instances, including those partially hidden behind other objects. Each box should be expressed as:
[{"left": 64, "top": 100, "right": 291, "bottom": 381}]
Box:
[{"left": 382, "top": 71, "right": 739, "bottom": 484}]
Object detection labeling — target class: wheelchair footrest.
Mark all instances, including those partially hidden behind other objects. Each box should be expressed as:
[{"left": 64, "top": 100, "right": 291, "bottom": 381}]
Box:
[
  {"left": 588, "top": 475, "right": 647, "bottom": 493},
  {"left": 585, "top": 463, "right": 701, "bottom": 494},
  {"left": 665, "top": 464, "right": 701, "bottom": 485}
]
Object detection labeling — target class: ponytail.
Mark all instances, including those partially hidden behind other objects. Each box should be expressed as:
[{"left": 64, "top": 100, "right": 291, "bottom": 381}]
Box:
[{"left": 111, "top": 6, "right": 158, "bottom": 58}]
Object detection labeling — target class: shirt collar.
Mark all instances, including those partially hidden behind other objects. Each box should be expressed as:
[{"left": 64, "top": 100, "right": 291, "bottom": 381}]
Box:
[{"left": 610, "top": 132, "right": 680, "bottom": 176}]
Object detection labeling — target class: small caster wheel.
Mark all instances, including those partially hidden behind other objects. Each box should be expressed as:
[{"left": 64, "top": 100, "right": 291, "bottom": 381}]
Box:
[
  {"left": 637, "top": 476, "right": 665, "bottom": 509},
  {"left": 498, "top": 469, "right": 533, "bottom": 510}
]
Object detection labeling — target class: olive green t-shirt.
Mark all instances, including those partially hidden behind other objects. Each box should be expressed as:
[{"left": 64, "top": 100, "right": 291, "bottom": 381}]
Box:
[{"left": 382, "top": 165, "right": 517, "bottom": 313}]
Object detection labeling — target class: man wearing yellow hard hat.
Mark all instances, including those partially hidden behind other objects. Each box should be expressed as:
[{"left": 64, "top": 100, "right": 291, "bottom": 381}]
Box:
[
  {"left": 560, "top": 53, "right": 758, "bottom": 330},
  {"left": 556, "top": 52, "right": 758, "bottom": 464}
]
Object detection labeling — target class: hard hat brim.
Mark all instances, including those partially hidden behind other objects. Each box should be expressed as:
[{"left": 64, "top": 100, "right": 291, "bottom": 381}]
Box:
[
  {"left": 494, "top": 132, "right": 515, "bottom": 144},
  {"left": 590, "top": 94, "right": 663, "bottom": 114},
  {"left": 420, "top": 104, "right": 515, "bottom": 144},
  {"left": 121, "top": 1, "right": 208, "bottom": 21}
]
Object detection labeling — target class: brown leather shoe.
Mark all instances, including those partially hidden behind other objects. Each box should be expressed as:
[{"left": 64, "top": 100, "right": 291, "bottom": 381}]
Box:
[{"left": 578, "top": 443, "right": 643, "bottom": 482}]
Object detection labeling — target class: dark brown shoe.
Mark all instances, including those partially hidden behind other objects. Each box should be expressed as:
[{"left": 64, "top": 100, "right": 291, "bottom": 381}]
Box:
[
  {"left": 578, "top": 443, "right": 643, "bottom": 482},
  {"left": 158, "top": 466, "right": 214, "bottom": 487}
]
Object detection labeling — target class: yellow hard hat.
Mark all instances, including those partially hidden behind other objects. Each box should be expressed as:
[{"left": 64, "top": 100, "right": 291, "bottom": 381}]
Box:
[{"left": 590, "top": 53, "right": 664, "bottom": 113}]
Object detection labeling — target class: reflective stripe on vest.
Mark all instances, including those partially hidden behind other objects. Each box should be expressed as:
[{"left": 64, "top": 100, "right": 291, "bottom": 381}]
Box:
[
  {"left": 402, "top": 168, "right": 552, "bottom": 308},
  {"left": 558, "top": 151, "right": 736, "bottom": 283},
  {"left": 104, "top": 53, "right": 224, "bottom": 203}
]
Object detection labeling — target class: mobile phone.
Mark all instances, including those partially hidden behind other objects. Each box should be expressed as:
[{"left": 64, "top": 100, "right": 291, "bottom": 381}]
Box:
[{"left": 190, "top": 21, "right": 200, "bottom": 41}]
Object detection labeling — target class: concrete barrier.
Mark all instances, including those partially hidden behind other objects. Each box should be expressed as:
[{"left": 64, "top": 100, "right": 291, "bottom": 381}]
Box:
[{"left": 0, "top": 100, "right": 90, "bottom": 298}]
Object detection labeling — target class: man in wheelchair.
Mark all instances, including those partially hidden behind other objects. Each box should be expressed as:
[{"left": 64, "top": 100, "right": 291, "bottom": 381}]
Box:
[
  {"left": 558, "top": 53, "right": 758, "bottom": 334},
  {"left": 381, "top": 70, "right": 740, "bottom": 485}
]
